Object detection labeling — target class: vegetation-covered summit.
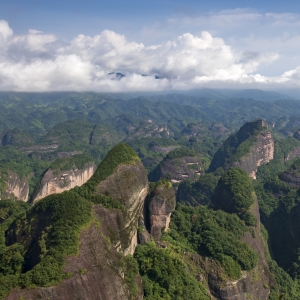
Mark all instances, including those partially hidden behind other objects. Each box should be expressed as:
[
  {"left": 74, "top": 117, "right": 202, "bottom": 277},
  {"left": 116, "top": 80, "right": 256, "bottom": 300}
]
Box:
[
  {"left": 209, "top": 119, "right": 268, "bottom": 171},
  {"left": 83, "top": 143, "right": 140, "bottom": 191},
  {"left": 212, "top": 167, "right": 255, "bottom": 214}
]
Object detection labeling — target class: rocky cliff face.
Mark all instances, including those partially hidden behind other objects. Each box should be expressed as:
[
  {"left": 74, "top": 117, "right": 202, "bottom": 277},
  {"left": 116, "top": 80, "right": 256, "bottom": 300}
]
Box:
[
  {"left": 95, "top": 161, "right": 148, "bottom": 255},
  {"left": 3, "top": 144, "right": 146, "bottom": 300},
  {"left": 279, "top": 171, "right": 300, "bottom": 187},
  {"left": 4, "top": 204, "right": 143, "bottom": 300},
  {"left": 279, "top": 159, "right": 300, "bottom": 187},
  {"left": 284, "top": 131, "right": 300, "bottom": 161},
  {"left": 32, "top": 163, "right": 96, "bottom": 202},
  {"left": 208, "top": 199, "right": 274, "bottom": 299},
  {"left": 1, "top": 170, "right": 29, "bottom": 202},
  {"left": 149, "top": 155, "right": 202, "bottom": 183},
  {"left": 232, "top": 129, "right": 274, "bottom": 179},
  {"left": 148, "top": 181, "right": 176, "bottom": 240},
  {"left": 210, "top": 119, "right": 274, "bottom": 179}
]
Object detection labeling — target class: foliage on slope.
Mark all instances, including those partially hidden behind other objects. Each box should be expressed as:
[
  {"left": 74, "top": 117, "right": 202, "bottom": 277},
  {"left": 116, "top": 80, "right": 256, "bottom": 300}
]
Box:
[
  {"left": 0, "top": 146, "right": 50, "bottom": 196},
  {"left": 50, "top": 153, "right": 94, "bottom": 171},
  {"left": 209, "top": 119, "right": 267, "bottom": 171},
  {"left": 134, "top": 242, "right": 209, "bottom": 300},
  {"left": 0, "top": 193, "right": 92, "bottom": 298},
  {"left": 176, "top": 173, "right": 219, "bottom": 206},
  {"left": 167, "top": 204, "right": 258, "bottom": 274},
  {"left": 77, "top": 143, "right": 140, "bottom": 205},
  {"left": 212, "top": 167, "right": 255, "bottom": 214}
]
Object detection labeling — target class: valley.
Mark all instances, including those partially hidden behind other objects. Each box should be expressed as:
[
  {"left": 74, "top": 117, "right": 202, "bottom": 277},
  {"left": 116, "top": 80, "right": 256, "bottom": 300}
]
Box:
[{"left": 1, "top": 91, "right": 300, "bottom": 299}]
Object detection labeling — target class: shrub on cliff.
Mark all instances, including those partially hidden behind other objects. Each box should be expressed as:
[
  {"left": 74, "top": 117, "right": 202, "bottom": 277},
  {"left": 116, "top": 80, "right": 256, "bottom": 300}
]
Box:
[
  {"left": 50, "top": 153, "right": 94, "bottom": 171},
  {"left": 78, "top": 143, "right": 140, "bottom": 199},
  {"left": 134, "top": 242, "right": 209, "bottom": 300},
  {"left": 209, "top": 119, "right": 267, "bottom": 171},
  {"left": 211, "top": 167, "right": 255, "bottom": 214},
  {"left": 177, "top": 173, "right": 219, "bottom": 206},
  {"left": 0, "top": 192, "right": 92, "bottom": 298}
]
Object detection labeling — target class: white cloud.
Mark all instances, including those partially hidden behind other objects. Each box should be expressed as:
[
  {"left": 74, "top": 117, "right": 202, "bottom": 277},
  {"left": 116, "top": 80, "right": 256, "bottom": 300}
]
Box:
[
  {"left": 0, "top": 20, "right": 13, "bottom": 44},
  {"left": 0, "top": 19, "right": 300, "bottom": 92}
]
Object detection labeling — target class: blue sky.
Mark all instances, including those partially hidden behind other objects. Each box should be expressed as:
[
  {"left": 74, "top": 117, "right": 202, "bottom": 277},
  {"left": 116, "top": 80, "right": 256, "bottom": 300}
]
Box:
[
  {"left": 1, "top": 0, "right": 300, "bottom": 92},
  {"left": 2, "top": 0, "right": 299, "bottom": 38}
]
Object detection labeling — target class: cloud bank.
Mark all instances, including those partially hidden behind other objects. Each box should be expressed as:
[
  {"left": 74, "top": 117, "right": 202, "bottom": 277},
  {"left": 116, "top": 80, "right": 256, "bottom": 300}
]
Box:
[{"left": 0, "top": 19, "right": 300, "bottom": 92}]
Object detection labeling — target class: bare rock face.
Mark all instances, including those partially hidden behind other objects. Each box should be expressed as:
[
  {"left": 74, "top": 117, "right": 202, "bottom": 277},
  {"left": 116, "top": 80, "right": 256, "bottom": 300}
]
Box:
[
  {"left": 208, "top": 198, "right": 274, "bottom": 299},
  {"left": 285, "top": 146, "right": 300, "bottom": 161},
  {"left": 4, "top": 205, "right": 143, "bottom": 300},
  {"left": 32, "top": 163, "right": 96, "bottom": 203},
  {"left": 279, "top": 159, "right": 300, "bottom": 187},
  {"left": 1, "top": 170, "right": 29, "bottom": 202},
  {"left": 149, "top": 156, "right": 202, "bottom": 184},
  {"left": 137, "top": 216, "right": 152, "bottom": 245},
  {"left": 232, "top": 129, "right": 274, "bottom": 179},
  {"left": 210, "top": 119, "right": 274, "bottom": 179},
  {"left": 148, "top": 181, "right": 176, "bottom": 240},
  {"left": 96, "top": 161, "right": 148, "bottom": 255},
  {"left": 279, "top": 172, "right": 300, "bottom": 187}
]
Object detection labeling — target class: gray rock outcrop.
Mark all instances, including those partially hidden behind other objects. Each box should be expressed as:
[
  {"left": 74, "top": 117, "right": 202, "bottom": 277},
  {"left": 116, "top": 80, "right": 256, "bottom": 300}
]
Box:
[
  {"left": 1, "top": 170, "right": 29, "bottom": 202},
  {"left": 148, "top": 181, "right": 176, "bottom": 240},
  {"left": 32, "top": 163, "right": 96, "bottom": 203},
  {"left": 209, "top": 119, "right": 274, "bottom": 179},
  {"left": 95, "top": 161, "right": 148, "bottom": 255}
]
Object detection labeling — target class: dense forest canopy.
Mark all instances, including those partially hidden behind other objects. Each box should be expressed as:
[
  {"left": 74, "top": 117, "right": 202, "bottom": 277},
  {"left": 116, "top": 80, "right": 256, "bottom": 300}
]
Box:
[{"left": 2, "top": 91, "right": 300, "bottom": 299}]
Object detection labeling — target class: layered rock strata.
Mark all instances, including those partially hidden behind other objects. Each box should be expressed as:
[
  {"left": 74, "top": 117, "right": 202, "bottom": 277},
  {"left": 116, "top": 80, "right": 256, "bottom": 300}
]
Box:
[
  {"left": 32, "top": 163, "right": 96, "bottom": 202},
  {"left": 149, "top": 156, "right": 202, "bottom": 183}
]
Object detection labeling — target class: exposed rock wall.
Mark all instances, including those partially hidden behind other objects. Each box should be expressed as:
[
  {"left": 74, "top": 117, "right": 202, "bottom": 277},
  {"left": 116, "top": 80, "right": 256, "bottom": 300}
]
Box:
[
  {"left": 1, "top": 170, "right": 29, "bottom": 202},
  {"left": 231, "top": 129, "right": 274, "bottom": 179},
  {"left": 279, "top": 171, "right": 300, "bottom": 187},
  {"left": 148, "top": 183, "right": 176, "bottom": 240},
  {"left": 209, "top": 119, "right": 274, "bottom": 179},
  {"left": 32, "top": 163, "right": 96, "bottom": 202},
  {"left": 285, "top": 146, "right": 300, "bottom": 161},
  {"left": 149, "top": 156, "right": 202, "bottom": 183},
  {"left": 4, "top": 204, "right": 143, "bottom": 300},
  {"left": 95, "top": 161, "right": 148, "bottom": 255},
  {"left": 208, "top": 198, "right": 274, "bottom": 299}
]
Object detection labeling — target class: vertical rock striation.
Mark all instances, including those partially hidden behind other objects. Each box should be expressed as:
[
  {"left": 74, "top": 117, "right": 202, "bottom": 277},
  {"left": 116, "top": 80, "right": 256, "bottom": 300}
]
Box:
[
  {"left": 95, "top": 161, "right": 148, "bottom": 255},
  {"left": 209, "top": 119, "right": 274, "bottom": 179},
  {"left": 1, "top": 170, "right": 29, "bottom": 202},
  {"left": 32, "top": 163, "right": 96, "bottom": 203},
  {"left": 232, "top": 128, "right": 274, "bottom": 179},
  {"left": 148, "top": 180, "right": 176, "bottom": 240}
]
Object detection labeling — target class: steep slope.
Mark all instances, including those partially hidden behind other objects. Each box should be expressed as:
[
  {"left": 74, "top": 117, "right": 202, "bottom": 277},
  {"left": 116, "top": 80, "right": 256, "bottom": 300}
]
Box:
[
  {"left": 91, "top": 144, "right": 148, "bottom": 255},
  {"left": 0, "top": 170, "right": 29, "bottom": 202},
  {"left": 147, "top": 179, "right": 176, "bottom": 240},
  {"left": 1, "top": 143, "right": 147, "bottom": 299},
  {"left": 209, "top": 119, "right": 274, "bottom": 179},
  {"left": 149, "top": 148, "right": 202, "bottom": 183},
  {"left": 0, "top": 128, "right": 34, "bottom": 147},
  {"left": 210, "top": 168, "right": 274, "bottom": 299},
  {"left": 279, "top": 159, "right": 300, "bottom": 187},
  {"left": 32, "top": 155, "right": 96, "bottom": 203}
]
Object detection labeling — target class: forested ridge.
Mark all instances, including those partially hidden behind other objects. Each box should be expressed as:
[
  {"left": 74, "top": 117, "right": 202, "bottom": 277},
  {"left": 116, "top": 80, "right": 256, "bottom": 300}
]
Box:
[{"left": 2, "top": 91, "right": 300, "bottom": 299}]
